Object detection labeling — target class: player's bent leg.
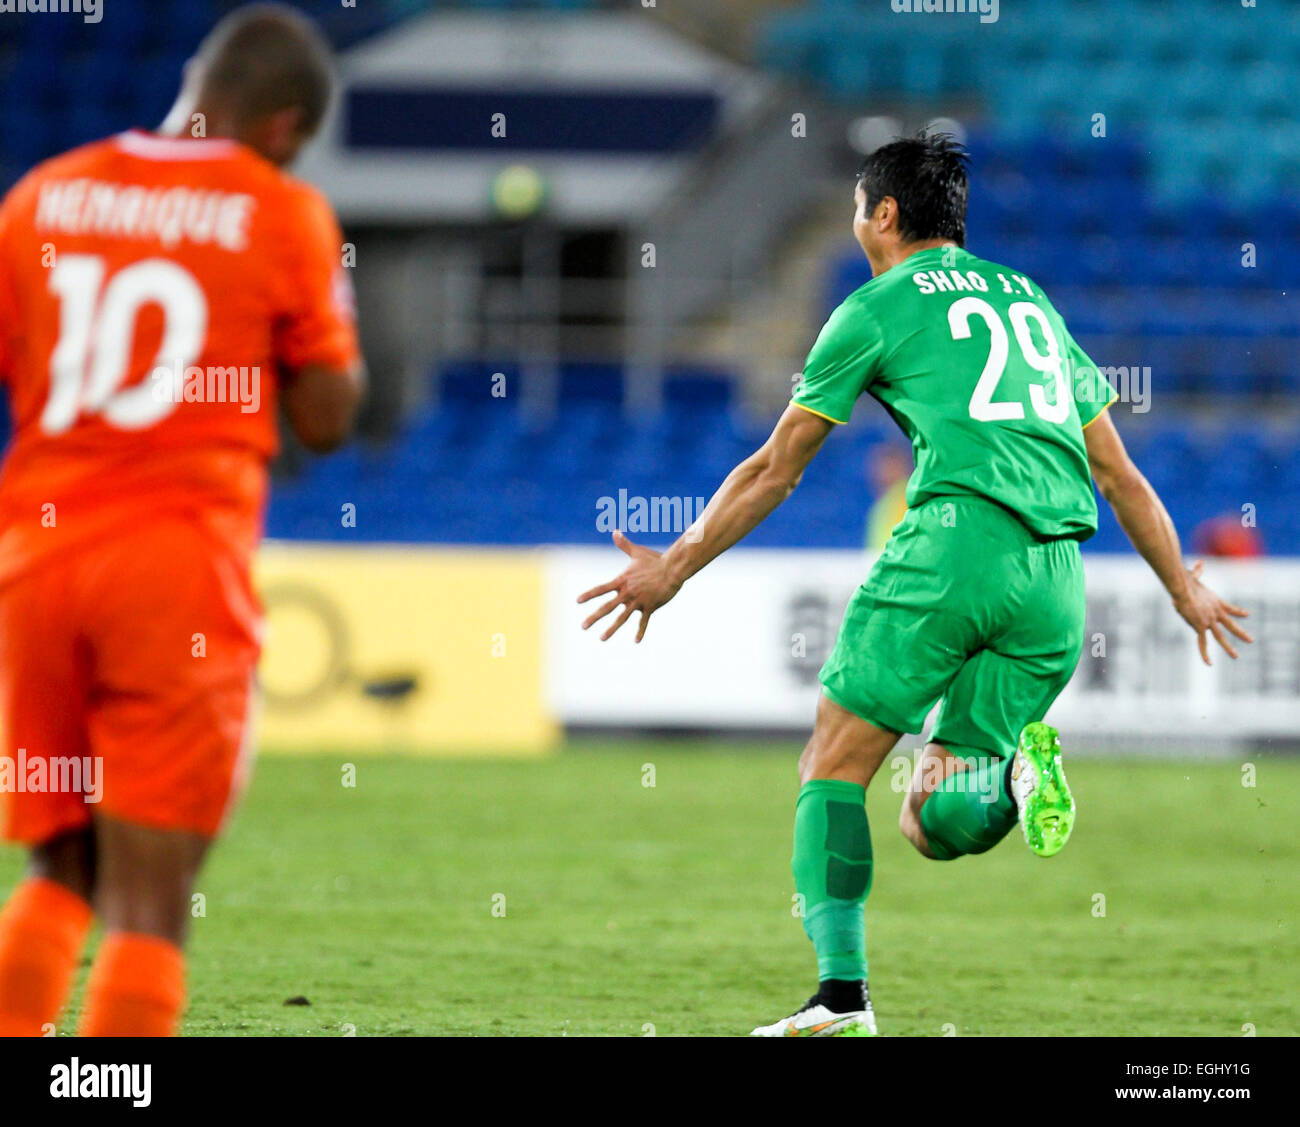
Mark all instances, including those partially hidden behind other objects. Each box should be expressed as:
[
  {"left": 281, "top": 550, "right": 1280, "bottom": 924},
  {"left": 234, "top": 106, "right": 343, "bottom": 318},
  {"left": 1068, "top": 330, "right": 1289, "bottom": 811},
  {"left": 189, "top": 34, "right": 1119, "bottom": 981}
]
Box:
[
  {"left": 899, "top": 742, "right": 963, "bottom": 858},
  {"left": 912, "top": 626, "right": 1083, "bottom": 861},
  {"left": 78, "top": 816, "right": 213, "bottom": 1037},
  {"left": 901, "top": 741, "right": 1020, "bottom": 861},
  {"left": 753, "top": 694, "right": 900, "bottom": 1038}
]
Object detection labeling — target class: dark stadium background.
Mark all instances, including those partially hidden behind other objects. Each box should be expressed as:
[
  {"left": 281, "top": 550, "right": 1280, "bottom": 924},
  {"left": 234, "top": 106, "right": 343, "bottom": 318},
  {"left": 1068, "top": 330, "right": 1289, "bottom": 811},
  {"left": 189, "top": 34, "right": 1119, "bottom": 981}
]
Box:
[{"left": 3, "top": 0, "right": 1295, "bottom": 555}]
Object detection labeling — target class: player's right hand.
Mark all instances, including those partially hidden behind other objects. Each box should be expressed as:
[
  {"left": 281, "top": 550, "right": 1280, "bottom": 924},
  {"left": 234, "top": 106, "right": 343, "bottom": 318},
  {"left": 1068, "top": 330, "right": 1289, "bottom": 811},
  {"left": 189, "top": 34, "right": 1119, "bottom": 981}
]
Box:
[
  {"left": 577, "top": 530, "right": 682, "bottom": 644},
  {"left": 1171, "top": 560, "right": 1253, "bottom": 665}
]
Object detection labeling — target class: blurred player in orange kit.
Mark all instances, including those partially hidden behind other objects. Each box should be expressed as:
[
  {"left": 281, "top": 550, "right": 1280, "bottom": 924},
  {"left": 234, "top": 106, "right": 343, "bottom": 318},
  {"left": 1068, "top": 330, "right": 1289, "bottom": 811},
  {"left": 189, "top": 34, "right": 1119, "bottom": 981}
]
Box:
[{"left": 0, "top": 4, "right": 365, "bottom": 1036}]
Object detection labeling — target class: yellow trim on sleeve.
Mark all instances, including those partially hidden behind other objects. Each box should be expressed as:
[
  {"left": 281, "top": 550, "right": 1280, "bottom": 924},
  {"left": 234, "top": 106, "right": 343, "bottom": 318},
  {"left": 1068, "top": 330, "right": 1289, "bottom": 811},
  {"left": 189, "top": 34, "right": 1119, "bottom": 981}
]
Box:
[
  {"left": 1080, "top": 393, "right": 1120, "bottom": 430},
  {"left": 791, "top": 400, "right": 848, "bottom": 426}
]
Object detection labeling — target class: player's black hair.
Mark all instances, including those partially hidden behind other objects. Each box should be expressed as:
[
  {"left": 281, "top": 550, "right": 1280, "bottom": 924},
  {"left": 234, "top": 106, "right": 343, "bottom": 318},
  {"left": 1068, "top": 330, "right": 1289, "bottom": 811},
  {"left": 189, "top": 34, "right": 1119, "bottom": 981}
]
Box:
[
  {"left": 193, "top": 3, "right": 335, "bottom": 135},
  {"left": 856, "top": 132, "right": 970, "bottom": 246}
]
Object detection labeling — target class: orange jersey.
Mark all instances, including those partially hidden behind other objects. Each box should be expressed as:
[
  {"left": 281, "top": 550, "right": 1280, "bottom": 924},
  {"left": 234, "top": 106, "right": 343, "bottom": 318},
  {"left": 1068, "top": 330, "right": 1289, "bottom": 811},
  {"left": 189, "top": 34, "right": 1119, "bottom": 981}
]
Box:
[{"left": 0, "top": 129, "right": 359, "bottom": 586}]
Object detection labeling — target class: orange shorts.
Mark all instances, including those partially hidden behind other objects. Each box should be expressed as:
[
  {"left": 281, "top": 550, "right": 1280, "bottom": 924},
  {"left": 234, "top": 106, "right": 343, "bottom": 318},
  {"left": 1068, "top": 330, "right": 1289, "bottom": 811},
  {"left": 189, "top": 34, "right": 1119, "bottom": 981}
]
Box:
[{"left": 0, "top": 517, "right": 262, "bottom": 844}]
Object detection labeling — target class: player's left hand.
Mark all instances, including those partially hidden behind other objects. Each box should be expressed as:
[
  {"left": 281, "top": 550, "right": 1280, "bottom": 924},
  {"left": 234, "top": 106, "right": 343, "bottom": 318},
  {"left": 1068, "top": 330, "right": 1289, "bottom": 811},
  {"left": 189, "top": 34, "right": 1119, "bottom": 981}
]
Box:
[
  {"left": 577, "top": 530, "right": 681, "bottom": 643},
  {"left": 1172, "top": 559, "right": 1254, "bottom": 665}
]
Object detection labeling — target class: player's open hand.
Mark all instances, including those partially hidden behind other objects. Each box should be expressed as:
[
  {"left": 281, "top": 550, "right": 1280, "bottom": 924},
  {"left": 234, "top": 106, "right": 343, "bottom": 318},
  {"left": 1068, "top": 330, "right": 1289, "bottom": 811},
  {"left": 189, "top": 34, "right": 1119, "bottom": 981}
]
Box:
[
  {"left": 577, "top": 530, "right": 681, "bottom": 643},
  {"left": 1171, "top": 560, "right": 1253, "bottom": 665}
]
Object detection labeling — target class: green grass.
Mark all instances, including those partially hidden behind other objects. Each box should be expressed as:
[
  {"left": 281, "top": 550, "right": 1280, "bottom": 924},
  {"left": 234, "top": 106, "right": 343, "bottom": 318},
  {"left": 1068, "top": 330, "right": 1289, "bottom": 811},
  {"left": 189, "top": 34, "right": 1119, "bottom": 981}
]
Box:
[{"left": 2, "top": 744, "right": 1296, "bottom": 1036}]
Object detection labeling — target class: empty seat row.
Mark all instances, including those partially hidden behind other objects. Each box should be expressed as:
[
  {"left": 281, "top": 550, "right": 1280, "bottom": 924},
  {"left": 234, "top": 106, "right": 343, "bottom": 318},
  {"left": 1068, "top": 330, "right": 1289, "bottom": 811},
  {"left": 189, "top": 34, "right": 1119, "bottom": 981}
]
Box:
[{"left": 263, "top": 381, "right": 1300, "bottom": 554}]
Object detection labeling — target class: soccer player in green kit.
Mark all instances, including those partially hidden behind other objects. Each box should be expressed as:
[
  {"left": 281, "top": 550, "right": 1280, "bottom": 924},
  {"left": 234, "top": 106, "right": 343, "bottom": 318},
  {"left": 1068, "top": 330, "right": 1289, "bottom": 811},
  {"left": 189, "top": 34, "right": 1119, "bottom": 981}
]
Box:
[{"left": 578, "top": 134, "right": 1252, "bottom": 1036}]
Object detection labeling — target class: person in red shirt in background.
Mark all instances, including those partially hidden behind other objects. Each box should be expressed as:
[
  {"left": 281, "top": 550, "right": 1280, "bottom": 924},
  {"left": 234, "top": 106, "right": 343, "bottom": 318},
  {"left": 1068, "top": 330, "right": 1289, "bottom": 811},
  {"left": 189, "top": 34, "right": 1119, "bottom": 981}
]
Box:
[
  {"left": 1193, "top": 514, "right": 1264, "bottom": 559},
  {"left": 0, "top": 4, "right": 364, "bottom": 1036}
]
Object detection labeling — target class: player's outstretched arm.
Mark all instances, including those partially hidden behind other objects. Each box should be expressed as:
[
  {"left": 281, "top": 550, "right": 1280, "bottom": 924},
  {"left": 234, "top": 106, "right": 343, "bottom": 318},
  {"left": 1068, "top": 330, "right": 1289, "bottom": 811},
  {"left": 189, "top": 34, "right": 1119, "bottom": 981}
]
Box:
[
  {"left": 1084, "top": 408, "right": 1252, "bottom": 665},
  {"left": 578, "top": 404, "right": 835, "bottom": 642},
  {"left": 281, "top": 361, "right": 367, "bottom": 452}
]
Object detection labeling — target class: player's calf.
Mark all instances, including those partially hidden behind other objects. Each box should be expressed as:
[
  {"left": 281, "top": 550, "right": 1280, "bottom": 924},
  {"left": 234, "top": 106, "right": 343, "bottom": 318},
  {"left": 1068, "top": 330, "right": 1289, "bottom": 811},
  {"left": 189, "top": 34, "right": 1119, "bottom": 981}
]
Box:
[
  {"left": 906, "top": 742, "right": 1020, "bottom": 861},
  {"left": 78, "top": 816, "right": 213, "bottom": 1037},
  {"left": 771, "top": 695, "right": 899, "bottom": 1037},
  {"left": 898, "top": 784, "right": 937, "bottom": 858},
  {"left": 90, "top": 817, "right": 211, "bottom": 946}
]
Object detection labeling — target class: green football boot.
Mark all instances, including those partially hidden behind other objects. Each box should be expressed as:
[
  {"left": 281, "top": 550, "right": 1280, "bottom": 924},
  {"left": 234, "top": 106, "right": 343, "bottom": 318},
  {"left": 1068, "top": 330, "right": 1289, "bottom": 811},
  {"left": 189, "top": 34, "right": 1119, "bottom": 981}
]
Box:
[{"left": 1009, "top": 722, "right": 1075, "bottom": 858}]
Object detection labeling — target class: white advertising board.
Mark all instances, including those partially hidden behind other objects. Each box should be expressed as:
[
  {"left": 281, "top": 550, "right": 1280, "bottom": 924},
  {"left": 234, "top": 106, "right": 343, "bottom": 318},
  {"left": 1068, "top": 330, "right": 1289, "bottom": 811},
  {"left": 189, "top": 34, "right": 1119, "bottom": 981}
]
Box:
[{"left": 545, "top": 548, "right": 1300, "bottom": 740}]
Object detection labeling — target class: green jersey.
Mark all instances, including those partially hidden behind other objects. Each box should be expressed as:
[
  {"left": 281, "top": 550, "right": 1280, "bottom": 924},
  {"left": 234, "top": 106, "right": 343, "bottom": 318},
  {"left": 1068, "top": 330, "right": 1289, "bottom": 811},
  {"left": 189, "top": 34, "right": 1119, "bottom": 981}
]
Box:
[{"left": 792, "top": 245, "right": 1117, "bottom": 540}]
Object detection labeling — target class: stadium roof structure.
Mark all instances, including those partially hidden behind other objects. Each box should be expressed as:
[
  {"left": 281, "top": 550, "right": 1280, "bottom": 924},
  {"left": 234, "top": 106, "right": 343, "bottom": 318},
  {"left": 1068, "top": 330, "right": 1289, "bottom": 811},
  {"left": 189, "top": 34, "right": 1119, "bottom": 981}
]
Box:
[{"left": 296, "top": 11, "right": 765, "bottom": 225}]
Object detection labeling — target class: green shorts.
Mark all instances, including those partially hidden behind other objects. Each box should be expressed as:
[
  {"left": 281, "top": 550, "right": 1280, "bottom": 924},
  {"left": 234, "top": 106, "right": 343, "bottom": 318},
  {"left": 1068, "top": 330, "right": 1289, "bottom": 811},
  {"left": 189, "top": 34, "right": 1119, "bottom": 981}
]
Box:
[{"left": 820, "top": 495, "right": 1086, "bottom": 760}]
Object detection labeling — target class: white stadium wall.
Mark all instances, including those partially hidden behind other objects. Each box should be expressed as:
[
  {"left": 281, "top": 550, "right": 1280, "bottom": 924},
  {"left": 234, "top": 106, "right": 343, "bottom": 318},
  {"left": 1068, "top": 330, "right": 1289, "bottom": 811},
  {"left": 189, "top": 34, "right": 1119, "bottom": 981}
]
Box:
[
  {"left": 544, "top": 548, "right": 1300, "bottom": 745},
  {"left": 251, "top": 543, "right": 1299, "bottom": 752}
]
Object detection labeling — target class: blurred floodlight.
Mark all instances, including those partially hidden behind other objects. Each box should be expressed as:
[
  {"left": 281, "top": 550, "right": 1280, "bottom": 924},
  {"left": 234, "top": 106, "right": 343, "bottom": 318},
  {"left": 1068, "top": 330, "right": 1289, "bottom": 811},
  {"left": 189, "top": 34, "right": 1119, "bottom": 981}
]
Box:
[
  {"left": 924, "top": 117, "right": 968, "bottom": 145},
  {"left": 847, "top": 115, "right": 903, "bottom": 156},
  {"left": 491, "top": 164, "right": 548, "bottom": 220}
]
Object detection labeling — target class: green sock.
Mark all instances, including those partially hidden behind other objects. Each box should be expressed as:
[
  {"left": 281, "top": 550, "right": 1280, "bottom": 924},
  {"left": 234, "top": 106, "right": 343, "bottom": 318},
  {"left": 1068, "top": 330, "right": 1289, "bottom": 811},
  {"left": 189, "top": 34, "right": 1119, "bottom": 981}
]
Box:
[
  {"left": 791, "top": 779, "right": 872, "bottom": 982},
  {"left": 919, "top": 754, "right": 1018, "bottom": 860}
]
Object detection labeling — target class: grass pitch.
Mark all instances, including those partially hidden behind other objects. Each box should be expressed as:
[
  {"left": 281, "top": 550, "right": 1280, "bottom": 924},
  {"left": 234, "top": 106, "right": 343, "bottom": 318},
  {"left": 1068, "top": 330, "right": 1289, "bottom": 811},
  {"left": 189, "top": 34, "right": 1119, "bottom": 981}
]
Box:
[{"left": 1, "top": 743, "right": 1296, "bottom": 1036}]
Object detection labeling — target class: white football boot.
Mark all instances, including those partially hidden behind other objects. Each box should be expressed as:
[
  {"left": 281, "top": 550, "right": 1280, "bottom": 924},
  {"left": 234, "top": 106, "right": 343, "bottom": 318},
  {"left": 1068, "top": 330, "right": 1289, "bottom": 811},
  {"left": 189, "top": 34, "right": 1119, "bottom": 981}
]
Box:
[
  {"left": 750, "top": 994, "right": 877, "bottom": 1037},
  {"left": 1009, "top": 721, "right": 1075, "bottom": 858}
]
